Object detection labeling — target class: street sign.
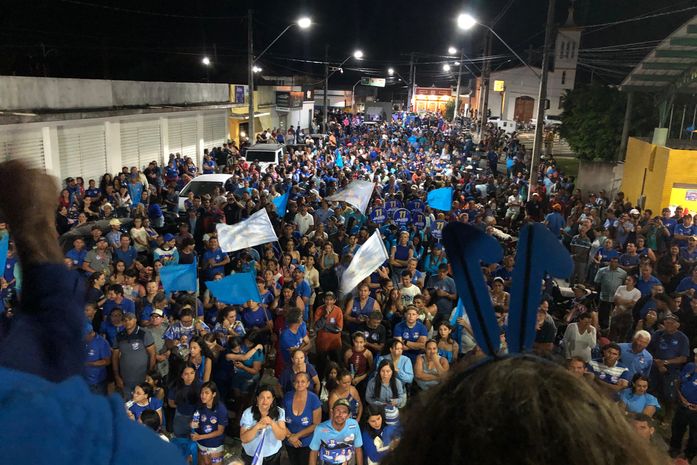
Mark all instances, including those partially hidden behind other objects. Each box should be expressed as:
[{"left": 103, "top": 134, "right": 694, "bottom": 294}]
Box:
[{"left": 361, "top": 77, "right": 386, "bottom": 88}]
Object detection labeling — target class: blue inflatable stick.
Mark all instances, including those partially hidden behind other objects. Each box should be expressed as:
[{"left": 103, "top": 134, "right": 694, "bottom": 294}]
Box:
[
  {"left": 506, "top": 223, "right": 573, "bottom": 353},
  {"left": 442, "top": 223, "right": 503, "bottom": 356}
]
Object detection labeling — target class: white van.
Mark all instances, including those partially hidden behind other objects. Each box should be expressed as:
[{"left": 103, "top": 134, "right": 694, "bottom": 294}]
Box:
[
  {"left": 494, "top": 119, "right": 517, "bottom": 134},
  {"left": 244, "top": 143, "right": 284, "bottom": 171},
  {"left": 178, "top": 174, "right": 233, "bottom": 212}
]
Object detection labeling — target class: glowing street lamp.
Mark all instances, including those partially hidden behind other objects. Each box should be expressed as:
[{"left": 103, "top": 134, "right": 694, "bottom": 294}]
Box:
[
  {"left": 201, "top": 56, "right": 211, "bottom": 66},
  {"left": 388, "top": 67, "right": 395, "bottom": 76},
  {"left": 443, "top": 64, "right": 451, "bottom": 72},
  {"left": 353, "top": 50, "right": 364, "bottom": 60},
  {"left": 448, "top": 46, "right": 457, "bottom": 55},
  {"left": 297, "top": 17, "right": 312, "bottom": 29}
]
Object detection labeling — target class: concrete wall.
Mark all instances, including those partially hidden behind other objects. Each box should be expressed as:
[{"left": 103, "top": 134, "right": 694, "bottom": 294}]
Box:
[
  {"left": 577, "top": 160, "right": 621, "bottom": 199},
  {"left": 0, "top": 76, "right": 229, "bottom": 110},
  {"left": 621, "top": 137, "right": 672, "bottom": 212}
]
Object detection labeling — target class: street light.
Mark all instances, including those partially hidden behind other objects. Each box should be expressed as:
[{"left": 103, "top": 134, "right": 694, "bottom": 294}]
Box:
[
  {"left": 456, "top": 12, "right": 539, "bottom": 79},
  {"left": 353, "top": 50, "right": 364, "bottom": 60},
  {"left": 443, "top": 64, "right": 451, "bottom": 72},
  {"left": 248, "top": 14, "right": 312, "bottom": 141},
  {"left": 388, "top": 67, "right": 394, "bottom": 76},
  {"left": 448, "top": 46, "right": 457, "bottom": 56},
  {"left": 201, "top": 56, "right": 211, "bottom": 66}
]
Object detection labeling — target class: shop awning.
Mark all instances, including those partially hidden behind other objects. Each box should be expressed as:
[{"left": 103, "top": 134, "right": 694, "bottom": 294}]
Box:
[{"left": 621, "top": 14, "right": 697, "bottom": 93}]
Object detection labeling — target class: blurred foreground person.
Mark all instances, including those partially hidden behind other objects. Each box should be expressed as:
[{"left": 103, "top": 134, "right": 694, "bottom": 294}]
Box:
[{"left": 0, "top": 161, "right": 184, "bottom": 465}]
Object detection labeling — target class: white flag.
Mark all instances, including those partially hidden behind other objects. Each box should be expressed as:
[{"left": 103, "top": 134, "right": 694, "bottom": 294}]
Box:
[
  {"left": 216, "top": 208, "right": 278, "bottom": 253},
  {"left": 340, "top": 231, "right": 388, "bottom": 295},
  {"left": 327, "top": 180, "right": 375, "bottom": 214}
]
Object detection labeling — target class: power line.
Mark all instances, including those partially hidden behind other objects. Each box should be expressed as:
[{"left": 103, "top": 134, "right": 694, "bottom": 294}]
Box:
[
  {"left": 57, "top": 0, "right": 245, "bottom": 20},
  {"left": 583, "top": 5, "right": 697, "bottom": 31}
]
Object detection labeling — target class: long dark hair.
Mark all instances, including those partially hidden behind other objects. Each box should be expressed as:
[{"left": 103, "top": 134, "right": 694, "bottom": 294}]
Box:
[
  {"left": 373, "top": 359, "right": 399, "bottom": 399},
  {"left": 252, "top": 384, "right": 280, "bottom": 421},
  {"left": 364, "top": 404, "right": 386, "bottom": 439},
  {"left": 173, "top": 362, "right": 200, "bottom": 407},
  {"left": 200, "top": 381, "right": 220, "bottom": 409}
]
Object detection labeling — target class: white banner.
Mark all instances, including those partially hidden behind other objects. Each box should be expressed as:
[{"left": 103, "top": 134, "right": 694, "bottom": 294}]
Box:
[
  {"left": 327, "top": 180, "right": 375, "bottom": 214},
  {"left": 340, "top": 231, "right": 388, "bottom": 295},
  {"left": 216, "top": 208, "right": 278, "bottom": 253}
]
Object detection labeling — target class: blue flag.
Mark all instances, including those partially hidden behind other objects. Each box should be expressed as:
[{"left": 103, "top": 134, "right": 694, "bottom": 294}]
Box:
[
  {"left": 0, "top": 233, "right": 9, "bottom": 280},
  {"left": 251, "top": 428, "right": 267, "bottom": 465},
  {"left": 205, "top": 272, "right": 261, "bottom": 305},
  {"left": 335, "top": 149, "right": 344, "bottom": 168},
  {"left": 159, "top": 260, "right": 197, "bottom": 294},
  {"left": 272, "top": 189, "right": 290, "bottom": 217},
  {"left": 427, "top": 187, "right": 453, "bottom": 211}
]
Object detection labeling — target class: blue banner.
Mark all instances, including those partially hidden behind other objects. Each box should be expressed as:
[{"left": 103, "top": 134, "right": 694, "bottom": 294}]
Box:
[
  {"left": 431, "top": 219, "right": 446, "bottom": 240},
  {"left": 412, "top": 212, "right": 426, "bottom": 229},
  {"left": 392, "top": 208, "right": 411, "bottom": 228},
  {"left": 272, "top": 189, "right": 290, "bottom": 217},
  {"left": 0, "top": 233, "right": 8, "bottom": 281},
  {"left": 407, "top": 200, "right": 424, "bottom": 211},
  {"left": 426, "top": 187, "right": 453, "bottom": 211},
  {"left": 206, "top": 272, "right": 261, "bottom": 305},
  {"left": 369, "top": 207, "right": 387, "bottom": 225},
  {"left": 159, "top": 260, "right": 198, "bottom": 294}
]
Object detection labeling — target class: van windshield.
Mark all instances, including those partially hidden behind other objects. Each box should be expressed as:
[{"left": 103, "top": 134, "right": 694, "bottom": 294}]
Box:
[
  {"left": 179, "top": 181, "right": 223, "bottom": 197},
  {"left": 245, "top": 150, "right": 277, "bottom": 163}
]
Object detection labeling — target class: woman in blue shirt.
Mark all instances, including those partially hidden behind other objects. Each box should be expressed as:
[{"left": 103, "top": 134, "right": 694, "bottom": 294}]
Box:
[
  {"left": 365, "top": 360, "right": 407, "bottom": 426},
  {"left": 619, "top": 374, "right": 660, "bottom": 417},
  {"left": 240, "top": 385, "right": 287, "bottom": 465},
  {"left": 362, "top": 405, "right": 400, "bottom": 465},
  {"left": 167, "top": 363, "right": 201, "bottom": 438},
  {"left": 191, "top": 381, "right": 228, "bottom": 465},
  {"left": 283, "top": 372, "right": 322, "bottom": 465},
  {"left": 125, "top": 383, "right": 163, "bottom": 424}
]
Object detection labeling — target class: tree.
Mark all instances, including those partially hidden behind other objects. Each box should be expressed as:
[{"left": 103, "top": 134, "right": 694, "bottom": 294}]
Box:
[
  {"left": 560, "top": 83, "right": 656, "bottom": 162},
  {"left": 444, "top": 100, "right": 455, "bottom": 120}
]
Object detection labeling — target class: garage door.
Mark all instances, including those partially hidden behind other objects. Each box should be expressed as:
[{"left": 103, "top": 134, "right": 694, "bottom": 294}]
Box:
[
  {"left": 0, "top": 129, "right": 45, "bottom": 169},
  {"left": 167, "top": 117, "right": 197, "bottom": 159},
  {"left": 203, "top": 113, "right": 227, "bottom": 151},
  {"left": 120, "top": 120, "right": 162, "bottom": 171},
  {"left": 58, "top": 125, "right": 107, "bottom": 183}
]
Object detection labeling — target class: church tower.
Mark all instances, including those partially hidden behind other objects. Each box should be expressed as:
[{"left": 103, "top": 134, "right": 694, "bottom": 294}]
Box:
[{"left": 554, "top": 2, "right": 582, "bottom": 91}]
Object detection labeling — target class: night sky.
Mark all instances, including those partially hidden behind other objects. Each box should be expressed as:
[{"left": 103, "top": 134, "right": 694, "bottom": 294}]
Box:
[{"left": 1, "top": 0, "right": 693, "bottom": 90}]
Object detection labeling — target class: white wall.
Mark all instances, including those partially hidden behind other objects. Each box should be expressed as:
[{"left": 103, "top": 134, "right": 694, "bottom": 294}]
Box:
[
  {"left": 0, "top": 76, "right": 229, "bottom": 111},
  {"left": 0, "top": 109, "right": 228, "bottom": 183}
]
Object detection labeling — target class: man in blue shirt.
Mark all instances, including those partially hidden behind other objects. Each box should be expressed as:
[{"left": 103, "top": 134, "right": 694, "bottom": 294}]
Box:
[
  {"left": 113, "top": 235, "right": 137, "bottom": 269},
  {"left": 675, "top": 214, "right": 696, "bottom": 247},
  {"left": 84, "top": 322, "right": 112, "bottom": 395},
  {"left": 618, "top": 330, "right": 653, "bottom": 379},
  {"left": 201, "top": 237, "right": 229, "bottom": 281},
  {"left": 670, "top": 356, "right": 697, "bottom": 460},
  {"left": 309, "top": 398, "right": 363, "bottom": 465},
  {"left": 649, "top": 315, "right": 690, "bottom": 403},
  {"left": 103, "top": 284, "right": 136, "bottom": 317},
  {"left": 676, "top": 268, "right": 697, "bottom": 301},
  {"left": 635, "top": 264, "right": 662, "bottom": 297},
  {"left": 66, "top": 237, "right": 88, "bottom": 271},
  {"left": 543, "top": 204, "right": 565, "bottom": 239}
]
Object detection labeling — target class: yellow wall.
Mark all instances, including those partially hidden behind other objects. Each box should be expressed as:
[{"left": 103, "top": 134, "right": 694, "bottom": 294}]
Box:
[{"left": 622, "top": 137, "right": 697, "bottom": 213}]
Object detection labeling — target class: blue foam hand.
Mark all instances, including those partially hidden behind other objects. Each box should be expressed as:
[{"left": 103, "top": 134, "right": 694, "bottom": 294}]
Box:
[
  {"left": 443, "top": 223, "right": 503, "bottom": 356},
  {"left": 506, "top": 223, "right": 574, "bottom": 353}
]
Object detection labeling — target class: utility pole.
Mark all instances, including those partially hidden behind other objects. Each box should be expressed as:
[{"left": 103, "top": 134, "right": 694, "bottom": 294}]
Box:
[
  {"left": 529, "top": 0, "right": 556, "bottom": 200},
  {"left": 247, "top": 9, "right": 255, "bottom": 142},
  {"left": 618, "top": 92, "right": 634, "bottom": 160},
  {"left": 407, "top": 53, "right": 414, "bottom": 111},
  {"left": 323, "top": 44, "right": 329, "bottom": 133},
  {"left": 478, "top": 31, "right": 492, "bottom": 142},
  {"left": 452, "top": 49, "right": 464, "bottom": 123}
]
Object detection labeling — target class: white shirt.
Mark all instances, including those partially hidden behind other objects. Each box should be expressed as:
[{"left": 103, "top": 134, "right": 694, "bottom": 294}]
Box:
[
  {"left": 562, "top": 323, "right": 597, "bottom": 363},
  {"left": 293, "top": 212, "right": 314, "bottom": 235},
  {"left": 614, "top": 285, "right": 642, "bottom": 313}
]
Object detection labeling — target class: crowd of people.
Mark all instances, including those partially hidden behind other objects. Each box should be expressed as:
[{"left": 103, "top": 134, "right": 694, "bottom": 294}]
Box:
[{"left": 2, "top": 110, "right": 696, "bottom": 464}]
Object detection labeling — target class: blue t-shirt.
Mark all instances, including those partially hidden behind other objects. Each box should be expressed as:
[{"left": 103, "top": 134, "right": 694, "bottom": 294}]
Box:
[
  {"left": 202, "top": 248, "right": 227, "bottom": 281},
  {"left": 680, "top": 363, "right": 697, "bottom": 403},
  {"left": 676, "top": 277, "right": 697, "bottom": 296},
  {"left": 393, "top": 320, "right": 428, "bottom": 361},
  {"left": 619, "top": 389, "right": 660, "bottom": 414},
  {"left": 279, "top": 363, "right": 318, "bottom": 393},
  {"left": 361, "top": 425, "right": 399, "bottom": 464},
  {"left": 128, "top": 397, "right": 163, "bottom": 421},
  {"left": 114, "top": 247, "right": 138, "bottom": 269},
  {"left": 66, "top": 248, "right": 87, "bottom": 269},
  {"left": 649, "top": 330, "right": 690, "bottom": 361},
  {"left": 635, "top": 275, "right": 662, "bottom": 297},
  {"left": 193, "top": 403, "right": 229, "bottom": 448},
  {"left": 617, "top": 343, "right": 653, "bottom": 379},
  {"left": 240, "top": 407, "right": 286, "bottom": 457},
  {"left": 544, "top": 212, "right": 565, "bottom": 238},
  {"left": 84, "top": 334, "right": 111, "bottom": 385},
  {"left": 241, "top": 307, "right": 272, "bottom": 330},
  {"left": 283, "top": 391, "right": 321, "bottom": 447},
  {"left": 280, "top": 323, "right": 308, "bottom": 364},
  {"left": 103, "top": 298, "right": 136, "bottom": 318},
  {"left": 310, "top": 418, "right": 363, "bottom": 465},
  {"left": 675, "top": 224, "right": 697, "bottom": 246}
]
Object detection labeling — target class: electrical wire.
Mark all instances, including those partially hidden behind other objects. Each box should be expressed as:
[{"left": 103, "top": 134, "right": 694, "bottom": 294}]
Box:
[{"left": 57, "top": 0, "right": 245, "bottom": 20}]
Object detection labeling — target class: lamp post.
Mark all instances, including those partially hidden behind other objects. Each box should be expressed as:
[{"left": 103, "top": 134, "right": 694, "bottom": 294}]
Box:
[
  {"left": 322, "top": 50, "right": 363, "bottom": 130},
  {"left": 247, "top": 14, "right": 311, "bottom": 142}
]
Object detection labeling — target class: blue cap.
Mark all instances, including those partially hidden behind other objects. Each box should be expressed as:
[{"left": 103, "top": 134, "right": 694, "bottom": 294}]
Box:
[
  {"left": 295, "top": 265, "right": 306, "bottom": 273},
  {"left": 163, "top": 233, "right": 175, "bottom": 242}
]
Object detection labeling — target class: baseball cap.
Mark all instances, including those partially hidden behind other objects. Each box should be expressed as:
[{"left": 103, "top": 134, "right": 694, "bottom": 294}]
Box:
[
  {"left": 324, "top": 291, "right": 336, "bottom": 300},
  {"left": 109, "top": 218, "right": 121, "bottom": 226},
  {"left": 163, "top": 233, "right": 175, "bottom": 242},
  {"left": 295, "top": 265, "right": 306, "bottom": 273},
  {"left": 664, "top": 314, "right": 680, "bottom": 323},
  {"left": 630, "top": 208, "right": 640, "bottom": 215},
  {"left": 332, "top": 398, "right": 351, "bottom": 410},
  {"left": 151, "top": 309, "right": 164, "bottom": 317},
  {"left": 97, "top": 236, "right": 108, "bottom": 243}
]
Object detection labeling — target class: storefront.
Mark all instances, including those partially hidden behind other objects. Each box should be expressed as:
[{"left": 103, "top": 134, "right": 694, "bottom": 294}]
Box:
[{"left": 411, "top": 87, "right": 452, "bottom": 114}]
